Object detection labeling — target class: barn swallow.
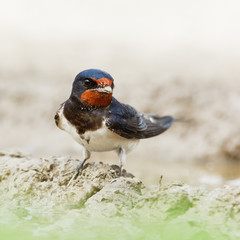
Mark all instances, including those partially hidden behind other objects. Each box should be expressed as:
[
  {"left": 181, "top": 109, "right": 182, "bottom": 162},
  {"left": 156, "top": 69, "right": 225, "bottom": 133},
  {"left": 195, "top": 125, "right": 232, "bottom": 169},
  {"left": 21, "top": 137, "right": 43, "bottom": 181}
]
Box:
[{"left": 55, "top": 69, "right": 173, "bottom": 186}]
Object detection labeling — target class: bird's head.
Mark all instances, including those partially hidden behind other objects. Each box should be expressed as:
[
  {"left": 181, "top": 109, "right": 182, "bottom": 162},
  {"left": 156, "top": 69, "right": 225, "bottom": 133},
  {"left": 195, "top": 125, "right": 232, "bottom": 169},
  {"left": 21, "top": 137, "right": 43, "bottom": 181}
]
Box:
[{"left": 70, "top": 69, "right": 114, "bottom": 108}]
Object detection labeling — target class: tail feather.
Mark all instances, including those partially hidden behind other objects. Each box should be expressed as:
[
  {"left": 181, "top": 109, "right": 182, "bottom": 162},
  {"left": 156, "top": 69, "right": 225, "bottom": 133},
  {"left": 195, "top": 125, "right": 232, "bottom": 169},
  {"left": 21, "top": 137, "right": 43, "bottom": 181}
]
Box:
[{"left": 140, "top": 115, "right": 174, "bottom": 138}]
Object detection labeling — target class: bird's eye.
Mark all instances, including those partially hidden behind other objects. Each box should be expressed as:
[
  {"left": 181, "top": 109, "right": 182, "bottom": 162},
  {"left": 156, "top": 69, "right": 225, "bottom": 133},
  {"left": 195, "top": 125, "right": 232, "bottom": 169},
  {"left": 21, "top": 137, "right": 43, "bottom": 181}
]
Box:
[{"left": 83, "top": 79, "right": 93, "bottom": 87}]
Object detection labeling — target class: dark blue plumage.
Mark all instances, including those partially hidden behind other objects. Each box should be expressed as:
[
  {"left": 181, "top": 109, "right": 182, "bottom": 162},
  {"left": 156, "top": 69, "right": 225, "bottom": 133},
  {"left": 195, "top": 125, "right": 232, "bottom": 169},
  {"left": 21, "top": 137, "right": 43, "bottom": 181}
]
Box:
[
  {"left": 74, "top": 69, "right": 114, "bottom": 82},
  {"left": 106, "top": 97, "right": 173, "bottom": 139}
]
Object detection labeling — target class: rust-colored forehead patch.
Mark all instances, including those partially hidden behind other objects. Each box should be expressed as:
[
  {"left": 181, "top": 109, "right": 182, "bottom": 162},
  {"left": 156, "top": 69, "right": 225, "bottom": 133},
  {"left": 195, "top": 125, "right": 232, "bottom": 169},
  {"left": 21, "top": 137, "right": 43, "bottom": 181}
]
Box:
[{"left": 91, "top": 77, "right": 113, "bottom": 86}]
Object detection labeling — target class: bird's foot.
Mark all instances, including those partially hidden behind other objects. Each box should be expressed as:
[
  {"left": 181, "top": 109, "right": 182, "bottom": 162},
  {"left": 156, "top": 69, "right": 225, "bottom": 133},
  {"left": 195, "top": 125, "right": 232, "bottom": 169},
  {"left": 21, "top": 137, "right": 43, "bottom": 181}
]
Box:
[
  {"left": 119, "top": 166, "right": 127, "bottom": 177},
  {"left": 64, "top": 161, "right": 86, "bottom": 187},
  {"left": 62, "top": 170, "right": 75, "bottom": 176},
  {"left": 119, "top": 167, "right": 123, "bottom": 177},
  {"left": 65, "top": 169, "right": 82, "bottom": 188}
]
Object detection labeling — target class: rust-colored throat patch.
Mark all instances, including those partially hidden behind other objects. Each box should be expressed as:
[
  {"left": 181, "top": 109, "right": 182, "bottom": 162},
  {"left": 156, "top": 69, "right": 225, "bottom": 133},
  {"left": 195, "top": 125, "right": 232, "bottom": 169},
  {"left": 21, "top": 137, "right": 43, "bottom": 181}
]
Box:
[{"left": 81, "top": 90, "right": 112, "bottom": 107}]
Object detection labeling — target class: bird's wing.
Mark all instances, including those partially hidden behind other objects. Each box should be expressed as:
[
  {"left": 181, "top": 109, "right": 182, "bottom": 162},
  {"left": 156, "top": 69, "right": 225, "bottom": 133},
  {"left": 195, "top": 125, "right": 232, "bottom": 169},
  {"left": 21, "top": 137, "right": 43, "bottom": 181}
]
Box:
[{"left": 105, "top": 98, "right": 173, "bottom": 139}]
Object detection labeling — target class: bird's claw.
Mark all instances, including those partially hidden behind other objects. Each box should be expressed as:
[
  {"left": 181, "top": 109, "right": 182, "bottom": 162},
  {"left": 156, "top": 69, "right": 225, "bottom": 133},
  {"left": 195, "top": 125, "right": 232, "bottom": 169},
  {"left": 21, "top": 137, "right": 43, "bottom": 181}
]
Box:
[
  {"left": 64, "top": 161, "right": 86, "bottom": 187},
  {"left": 119, "top": 168, "right": 123, "bottom": 177},
  {"left": 63, "top": 170, "right": 75, "bottom": 176},
  {"left": 66, "top": 170, "right": 81, "bottom": 187}
]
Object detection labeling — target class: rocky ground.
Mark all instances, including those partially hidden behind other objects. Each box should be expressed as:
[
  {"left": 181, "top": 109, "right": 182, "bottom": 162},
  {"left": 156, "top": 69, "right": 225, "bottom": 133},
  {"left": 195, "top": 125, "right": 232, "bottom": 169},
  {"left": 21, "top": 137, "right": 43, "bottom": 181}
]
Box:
[{"left": 0, "top": 151, "right": 239, "bottom": 239}]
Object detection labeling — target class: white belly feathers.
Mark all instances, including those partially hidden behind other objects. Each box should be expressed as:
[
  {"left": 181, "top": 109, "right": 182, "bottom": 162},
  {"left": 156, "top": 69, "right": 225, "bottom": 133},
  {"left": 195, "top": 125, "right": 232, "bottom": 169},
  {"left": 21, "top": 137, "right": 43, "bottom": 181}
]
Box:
[{"left": 56, "top": 103, "right": 139, "bottom": 153}]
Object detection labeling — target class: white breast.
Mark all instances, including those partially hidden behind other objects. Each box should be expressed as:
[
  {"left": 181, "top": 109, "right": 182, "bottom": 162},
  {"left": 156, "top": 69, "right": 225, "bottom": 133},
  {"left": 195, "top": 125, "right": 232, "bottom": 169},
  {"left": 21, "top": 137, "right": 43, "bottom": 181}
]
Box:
[{"left": 56, "top": 103, "right": 139, "bottom": 153}]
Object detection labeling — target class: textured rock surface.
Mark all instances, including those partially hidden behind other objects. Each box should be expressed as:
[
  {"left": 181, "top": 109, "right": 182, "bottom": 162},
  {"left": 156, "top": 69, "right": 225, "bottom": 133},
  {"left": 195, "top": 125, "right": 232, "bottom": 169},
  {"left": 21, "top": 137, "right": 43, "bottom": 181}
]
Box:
[{"left": 0, "top": 151, "right": 240, "bottom": 239}]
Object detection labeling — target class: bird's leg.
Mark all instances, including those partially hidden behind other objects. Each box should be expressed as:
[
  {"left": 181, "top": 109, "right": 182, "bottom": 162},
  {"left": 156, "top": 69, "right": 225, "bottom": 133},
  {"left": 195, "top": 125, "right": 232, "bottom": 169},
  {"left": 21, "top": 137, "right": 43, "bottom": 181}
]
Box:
[
  {"left": 65, "top": 148, "right": 91, "bottom": 187},
  {"left": 117, "top": 148, "right": 126, "bottom": 176}
]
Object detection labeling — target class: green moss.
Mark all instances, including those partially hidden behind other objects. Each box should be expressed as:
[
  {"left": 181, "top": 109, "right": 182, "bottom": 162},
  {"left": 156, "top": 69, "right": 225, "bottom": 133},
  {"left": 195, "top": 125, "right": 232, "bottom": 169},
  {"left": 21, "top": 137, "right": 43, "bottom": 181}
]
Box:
[{"left": 0, "top": 207, "right": 234, "bottom": 240}]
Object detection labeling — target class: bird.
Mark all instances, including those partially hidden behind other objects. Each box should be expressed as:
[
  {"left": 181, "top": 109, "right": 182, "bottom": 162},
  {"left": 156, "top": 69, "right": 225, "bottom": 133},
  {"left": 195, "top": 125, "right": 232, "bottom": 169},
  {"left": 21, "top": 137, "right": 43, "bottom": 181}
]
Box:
[{"left": 55, "top": 69, "right": 173, "bottom": 186}]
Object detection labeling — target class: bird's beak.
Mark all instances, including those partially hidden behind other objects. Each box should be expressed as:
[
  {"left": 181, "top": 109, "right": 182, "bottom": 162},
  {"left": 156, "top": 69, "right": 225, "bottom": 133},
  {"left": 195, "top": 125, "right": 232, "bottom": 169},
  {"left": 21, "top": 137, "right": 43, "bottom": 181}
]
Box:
[{"left": 90, "top": 85, "right": 113, "bottom": 94}]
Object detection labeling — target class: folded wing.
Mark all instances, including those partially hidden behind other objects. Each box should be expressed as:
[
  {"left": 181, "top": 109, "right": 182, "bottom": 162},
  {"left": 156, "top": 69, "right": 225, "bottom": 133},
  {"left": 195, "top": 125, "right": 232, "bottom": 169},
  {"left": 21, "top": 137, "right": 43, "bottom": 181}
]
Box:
[{"left": 106, "top": 98, "right": 174, "bottom": 139}]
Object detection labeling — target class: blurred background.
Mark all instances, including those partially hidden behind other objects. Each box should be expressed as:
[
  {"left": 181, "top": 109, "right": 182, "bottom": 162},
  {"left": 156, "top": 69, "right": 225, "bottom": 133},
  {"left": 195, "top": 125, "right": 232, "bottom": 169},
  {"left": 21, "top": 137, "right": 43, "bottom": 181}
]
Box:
[{"left": 0, "top": 0, "right": 240, "bottom": 187}]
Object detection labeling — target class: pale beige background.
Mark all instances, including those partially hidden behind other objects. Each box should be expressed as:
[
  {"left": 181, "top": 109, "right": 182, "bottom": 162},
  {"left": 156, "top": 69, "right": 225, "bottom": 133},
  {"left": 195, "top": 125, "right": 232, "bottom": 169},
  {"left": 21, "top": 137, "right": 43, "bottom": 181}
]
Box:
[{"left": 0, "top": 0, "right": 240, "bottom": 186}]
